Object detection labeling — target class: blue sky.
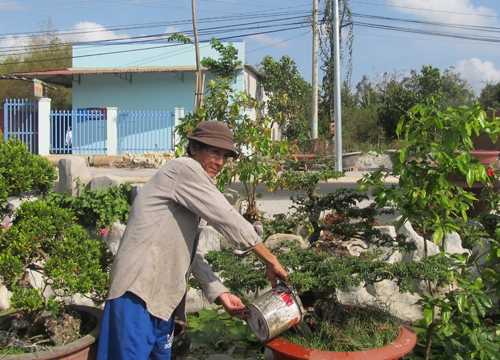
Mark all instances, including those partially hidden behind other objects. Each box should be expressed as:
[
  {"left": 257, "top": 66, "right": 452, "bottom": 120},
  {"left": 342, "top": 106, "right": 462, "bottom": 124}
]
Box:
[{"left": 1, "top": 0, "right": 499, "bottom": 95}]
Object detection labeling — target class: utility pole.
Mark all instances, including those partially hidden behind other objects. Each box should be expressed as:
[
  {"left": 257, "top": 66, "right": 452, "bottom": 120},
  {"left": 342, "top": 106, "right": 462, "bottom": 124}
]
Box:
[
  {"left": 311, "top": 0, "right": 318, "bottom": 140},
  {"left": 333, "top": 0, "right": 343, "bottom": 171},
  {"left": 191, "top": 0, "right": 203, "bottom": 110}
]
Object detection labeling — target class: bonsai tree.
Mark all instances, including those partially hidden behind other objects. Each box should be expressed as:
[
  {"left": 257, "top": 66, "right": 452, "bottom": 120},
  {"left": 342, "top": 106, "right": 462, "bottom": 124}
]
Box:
[
  {"left": 200, "top": 156, "right": 454, "bottom": 353},
  {"left": 0, "top": 138, "right": 114, "bottom": 351}
]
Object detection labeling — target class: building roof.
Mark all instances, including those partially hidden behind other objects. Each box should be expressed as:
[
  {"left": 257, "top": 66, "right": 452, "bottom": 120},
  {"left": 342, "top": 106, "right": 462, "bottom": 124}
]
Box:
[
  {"left": 8, "top": 64, "right": 262, "bottom": 88},
  {"left": 7, "top": 67, "right": 203, "bottom": 88}
]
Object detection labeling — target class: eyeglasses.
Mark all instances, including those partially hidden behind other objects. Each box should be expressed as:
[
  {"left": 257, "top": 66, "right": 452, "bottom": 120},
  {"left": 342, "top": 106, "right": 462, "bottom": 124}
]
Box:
[{"left": 204, "top": 147, "right": 230, "bottom": 163}]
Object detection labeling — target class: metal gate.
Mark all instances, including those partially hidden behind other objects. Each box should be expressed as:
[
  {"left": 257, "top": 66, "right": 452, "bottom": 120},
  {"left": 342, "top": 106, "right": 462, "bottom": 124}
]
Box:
[{"left": 3, "top": 99, "right": 39, "bottom": 154}]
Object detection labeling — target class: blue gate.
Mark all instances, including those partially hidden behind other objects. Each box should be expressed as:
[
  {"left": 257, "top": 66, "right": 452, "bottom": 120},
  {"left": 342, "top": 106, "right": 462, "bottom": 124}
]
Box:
[{"left": 3, "top": 99, "right": 39, "bottom": 154}]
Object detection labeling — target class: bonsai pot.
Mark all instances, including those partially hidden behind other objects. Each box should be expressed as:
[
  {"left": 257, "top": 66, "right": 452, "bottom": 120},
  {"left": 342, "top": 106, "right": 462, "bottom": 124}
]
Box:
[
  {"left": 1, "top": 305, "right": 102, "bottom": 360},
  {"left": 265, "top": 323, "right": 416, "bottom": 360},
  {"left": 341, "top": 152, "right": 361, "bottom": 171}
]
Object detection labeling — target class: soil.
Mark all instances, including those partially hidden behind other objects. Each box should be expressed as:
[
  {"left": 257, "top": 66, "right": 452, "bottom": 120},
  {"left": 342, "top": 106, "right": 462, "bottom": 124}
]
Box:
[{"left": 0, "top": 308, "right": 96, "bottom": 354}]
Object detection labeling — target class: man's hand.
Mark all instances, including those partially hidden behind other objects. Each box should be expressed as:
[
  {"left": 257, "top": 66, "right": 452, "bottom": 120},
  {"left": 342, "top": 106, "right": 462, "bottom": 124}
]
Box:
[
  {"left": 250, "top": 243, "right": 288, "bottom": 288},
  {"left": 217, "top": 292, "right": 250, "bottom": 320}
]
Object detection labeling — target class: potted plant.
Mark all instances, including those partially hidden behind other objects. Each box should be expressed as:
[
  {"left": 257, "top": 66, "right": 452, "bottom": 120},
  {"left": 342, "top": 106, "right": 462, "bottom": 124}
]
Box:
[
  {"left": 0, "top": 138, "right": 113, "bottom": 358},
  {"left": 200, "top": 156, "right": 451, "bottom": 358}
]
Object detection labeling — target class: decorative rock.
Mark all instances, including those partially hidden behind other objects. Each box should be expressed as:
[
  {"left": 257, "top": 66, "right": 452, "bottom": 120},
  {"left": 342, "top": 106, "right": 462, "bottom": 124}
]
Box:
[
  {"left": 343, "top": 239, "right": 368, "bottom": 256},
  {"left": 89, "top": 174, "right": 125, "bottom": 191},
  {"left": 396, "top": 217, "right": 440, "bottom": 262},
  {"left": 0, "top": 284, "right": 12, "bottom": 311},
  {"left": 439, "top": 231, "right": 467, "bottom": 255},
  {"left": 224, "top": 188, "right": 242, "bottom": 213},
  {"left": 99, "top": 222, "right": 126, "bottom": 255},
  {"left": 185, "top": 287, "right": 216, "bottom": 314},
  {"left": 198, "top": 226, "right": 224, "bottom": 254},
  {"left": 265, "top": 233, "right": 310, "bottom": 250},
  {"left": 129, "top": 183, "right": 144, "bottom": 204},
  {"left": 57, "top": 156, "right": 92, "bottom": 196}
]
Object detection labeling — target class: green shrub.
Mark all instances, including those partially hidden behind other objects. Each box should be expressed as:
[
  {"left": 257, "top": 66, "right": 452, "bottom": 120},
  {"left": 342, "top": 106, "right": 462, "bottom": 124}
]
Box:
[
  {"left": 44, "top": 184, "right": 132, "bottom": 230},
  {"left": 0, "top": 137, "right": 57, "bottom": 200},
  {"left": 0, "top": 199, "right": 113, "bottom": 315}
]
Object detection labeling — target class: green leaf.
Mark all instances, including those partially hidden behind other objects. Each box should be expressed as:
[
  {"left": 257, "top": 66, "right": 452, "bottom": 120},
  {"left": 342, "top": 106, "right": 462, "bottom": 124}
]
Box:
[{"left": 424, "top": 306, "right": 434, "bottom": 327}]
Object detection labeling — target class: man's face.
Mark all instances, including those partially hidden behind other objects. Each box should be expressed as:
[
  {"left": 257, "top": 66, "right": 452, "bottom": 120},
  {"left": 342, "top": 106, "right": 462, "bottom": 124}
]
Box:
[{"left": 190, "top": 144, "right": 231, "bottom": 178}]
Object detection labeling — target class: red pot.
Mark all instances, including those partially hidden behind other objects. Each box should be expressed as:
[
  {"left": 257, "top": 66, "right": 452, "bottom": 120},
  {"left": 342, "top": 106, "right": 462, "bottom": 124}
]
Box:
[
  {"left": 2, "top": 306, "right": 102, "bottom": 360},
  {"left": 266, "top": 324, "right": 416, "bottom": 360},
  {"left": 457, "top": 150, "right": 500, "bottom": 165}
]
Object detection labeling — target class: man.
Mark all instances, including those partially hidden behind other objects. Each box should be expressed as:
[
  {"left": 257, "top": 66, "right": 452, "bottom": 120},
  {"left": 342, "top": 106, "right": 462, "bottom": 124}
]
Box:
[{"left": 97, "top": 121, "right": 288, "bottom": 360}]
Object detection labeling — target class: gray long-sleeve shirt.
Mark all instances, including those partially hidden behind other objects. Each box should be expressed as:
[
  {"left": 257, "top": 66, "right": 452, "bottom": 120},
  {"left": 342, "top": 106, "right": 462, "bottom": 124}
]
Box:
[{"left": 107, "top": 156, "right": 261, "bottom": 321}]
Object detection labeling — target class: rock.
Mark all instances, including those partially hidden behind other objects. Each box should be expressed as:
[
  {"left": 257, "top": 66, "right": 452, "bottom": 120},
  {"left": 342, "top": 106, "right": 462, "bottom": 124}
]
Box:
[
  {"left": 89, "top": 174, "right": 125, "bottom": 191},
  {"left": 396, "top": 217, "right": 440, "bottom": 262},
  {"left": 57, "top": 156, "right": 92, "bottom": 196},
  {"left": 45, "top": 312, "right": 81, "bottom": 346},
  {"left": 265, "top": 233, "right": 310, "bottom": 250},
  {"left": 199, "top": 226, "right": 224, "bottom": 253},
  {"left": 224, "top": 188, "right": 242, "bottom": 213},
  {"left": 98, "top": 222, "right": 126, "bottom": 255},
  {"left": 129, "top": 183, "right": 144, "bottom": 204},
  {"left": 0, "top": 284, "right": 12, "bottom": 311}
]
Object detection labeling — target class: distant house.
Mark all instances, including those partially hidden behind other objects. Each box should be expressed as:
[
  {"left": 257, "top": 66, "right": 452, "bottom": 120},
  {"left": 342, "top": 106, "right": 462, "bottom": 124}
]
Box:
[
  {"left": 8, "top": 40, "right": 282, "bottom": 155},
  {"left": 13, "top": 40, "right": 265, "bottom": 113}
]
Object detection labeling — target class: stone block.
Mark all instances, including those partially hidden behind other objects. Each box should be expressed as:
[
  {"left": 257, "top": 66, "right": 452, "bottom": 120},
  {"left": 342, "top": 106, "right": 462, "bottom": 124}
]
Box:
[
  {"left": 89, "top": 174, "right": 126, "bottom": 191},
  {"left": 57, "top": 156, "right": 92, "bottom": 196}
]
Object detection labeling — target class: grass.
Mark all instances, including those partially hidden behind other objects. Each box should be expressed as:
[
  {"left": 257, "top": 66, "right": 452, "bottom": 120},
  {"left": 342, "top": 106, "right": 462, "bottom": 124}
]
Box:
[{"left": 282, "top": 305, "right": 400, "bottom": 352}]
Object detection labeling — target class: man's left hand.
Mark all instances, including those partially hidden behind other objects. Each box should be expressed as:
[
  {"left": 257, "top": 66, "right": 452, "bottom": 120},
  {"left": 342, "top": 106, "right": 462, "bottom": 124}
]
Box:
[{"left": 217, "top": 292, "right": 250, "bottom": 320}]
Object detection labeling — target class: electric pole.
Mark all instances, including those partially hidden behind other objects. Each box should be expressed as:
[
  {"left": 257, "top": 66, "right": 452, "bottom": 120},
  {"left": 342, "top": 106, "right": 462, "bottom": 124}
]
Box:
[
  {"left": 192, "top": 0, "right": 203, "bottom": 110},
  {"left": 311, "top": 0, "right": 318, "bottom": 140},
  {"left": 333, "top": 0, "right": 342, "bottom": 171}
]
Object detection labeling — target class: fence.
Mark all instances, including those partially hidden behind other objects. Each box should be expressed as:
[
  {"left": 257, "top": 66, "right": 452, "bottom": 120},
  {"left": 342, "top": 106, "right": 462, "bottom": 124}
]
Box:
[
  {"left": 3, "top": 99, "right": 39, "bottom": 154},
  {"left": 44, "top": 103, "right": 183, "bottom": 156},
  {"left": 117, "top": 110, "right": 175, "bottom": 153}
]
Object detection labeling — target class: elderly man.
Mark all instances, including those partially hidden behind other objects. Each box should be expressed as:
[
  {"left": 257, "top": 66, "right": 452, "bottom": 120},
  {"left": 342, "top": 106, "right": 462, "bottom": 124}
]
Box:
[{"left": 97, "top": 121, "right": 287, "bottom": 360}]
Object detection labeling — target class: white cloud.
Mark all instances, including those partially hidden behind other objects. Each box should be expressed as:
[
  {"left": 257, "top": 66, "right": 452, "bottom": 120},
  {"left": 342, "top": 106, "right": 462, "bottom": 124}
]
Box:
[
  {"left": 164, "top": 26, "right": 181, "bottom": 35},
  {"left": 0, "top": 34, "right": 29, "bottom": 59},
  {"left": 247, "top": 33, "right": 291, "bottom": 49},
  {"left": 60, "top": 22, "right": 130, "bottom": 43},
  {"left": 455, "top": 58, "right": 500, "bottom": 93},
  {"left": 387, "top": 0, "right": 497, "bottom": 26}
]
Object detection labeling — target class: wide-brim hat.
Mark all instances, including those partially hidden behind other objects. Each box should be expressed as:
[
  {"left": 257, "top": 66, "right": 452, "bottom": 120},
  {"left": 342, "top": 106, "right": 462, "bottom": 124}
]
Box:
[{"left": 187, "top": 121, "right": 238, "bottom": 158}]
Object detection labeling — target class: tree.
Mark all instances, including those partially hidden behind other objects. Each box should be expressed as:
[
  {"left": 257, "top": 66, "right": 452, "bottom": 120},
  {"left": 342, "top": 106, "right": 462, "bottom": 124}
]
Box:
[
  {"left": 478, "top": 81, "right": 500, "bottom": 110},
  {"left": 258, "top": 55, "right": 312, "bottom": 143},
  {"left": 377, "top": 65, "right": 474, "bottom": 140},
  {"left": 176, "top": 41, "right": 290, "bottom": 221},
  {"left": 201, "top": 38, "right": 242, "bottom": 80},
  {"left": 0, "top": 17, "right": 72, "bottom": 109}
]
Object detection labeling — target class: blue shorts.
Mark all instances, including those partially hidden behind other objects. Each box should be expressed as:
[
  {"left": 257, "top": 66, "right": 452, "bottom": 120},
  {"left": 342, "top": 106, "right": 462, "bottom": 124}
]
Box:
[{"left": 97, "top": 292, "right": 175, "bottom": 360}]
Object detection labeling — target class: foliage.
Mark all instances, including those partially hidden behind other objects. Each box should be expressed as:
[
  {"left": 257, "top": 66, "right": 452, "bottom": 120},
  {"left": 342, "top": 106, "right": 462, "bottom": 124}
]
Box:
[
  {"left": 0, "top": 139, "right": 117, "bottom": 351},
  {"left": 0, "top": 137, "right": 57, "bottom": 219},
  {"left": 0, "top": 17, "right": 72, "bottom": 109},
  {"left": 186, "top": 308, "right": 263, "bottom": 359},
  {"left": 200, "top": 38, "right": 242, "bottom": 80},
  {"left": 361, "top": 102, "right": 500, "bottom": 242},
  {"left": 0, "top": 199, "right": 113, "bottom": 315},
  {"left": 175, "top": 40, "right": 290, "bottom": 221},
  {"left": 377, "top": 66, "right": 475, "bottom": 140},
  {"left": 44, "top": 183, "right": 131, "bottom": 230},
  {"left": 282, "top": 305, "right": 399, "bottom": 352},
  {"left": 478, "top": 81, "right": 500, "bottom": 110},
  {"left": 359, "top": 102, "right": 500, "bottom": 359},
  {"left": 258, "top": 55, "right": 312, "bottom": 143}
]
